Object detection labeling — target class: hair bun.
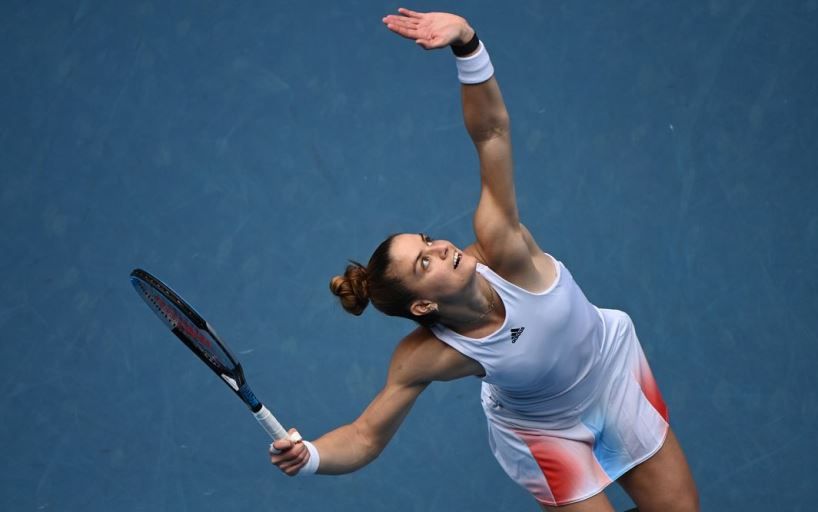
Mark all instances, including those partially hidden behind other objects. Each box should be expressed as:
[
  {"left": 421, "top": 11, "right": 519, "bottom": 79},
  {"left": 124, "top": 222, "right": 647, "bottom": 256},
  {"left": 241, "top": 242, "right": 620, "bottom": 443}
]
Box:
[{"left": 329, "top": 262, "right": 370, "bottom": 316}]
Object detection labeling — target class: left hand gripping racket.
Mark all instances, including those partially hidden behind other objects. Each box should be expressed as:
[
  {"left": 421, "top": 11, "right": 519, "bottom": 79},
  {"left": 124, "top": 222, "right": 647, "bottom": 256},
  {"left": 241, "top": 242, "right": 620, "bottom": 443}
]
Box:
[{"left": 130, "top": 269, "right": 298, "bottom": 443}]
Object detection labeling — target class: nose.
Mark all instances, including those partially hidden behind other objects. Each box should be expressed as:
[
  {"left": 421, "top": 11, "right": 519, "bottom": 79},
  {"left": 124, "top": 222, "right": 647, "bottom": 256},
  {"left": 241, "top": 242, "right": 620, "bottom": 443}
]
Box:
[{"left": 425, "top": 240, "right": 448, "bottom": 259}]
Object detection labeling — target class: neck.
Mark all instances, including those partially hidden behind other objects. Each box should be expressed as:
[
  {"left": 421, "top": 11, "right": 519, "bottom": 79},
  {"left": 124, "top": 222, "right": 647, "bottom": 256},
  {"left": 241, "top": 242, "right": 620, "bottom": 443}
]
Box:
[{"left": 439, "top": 275, "right": 500, "bottom": 334}]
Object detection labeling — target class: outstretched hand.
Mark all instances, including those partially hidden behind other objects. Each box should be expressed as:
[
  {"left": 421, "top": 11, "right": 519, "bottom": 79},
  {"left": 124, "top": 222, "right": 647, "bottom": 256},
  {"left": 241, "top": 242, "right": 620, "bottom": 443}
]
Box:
[{"left": 382, "top": 8, "right": 474, "bottom": 50}]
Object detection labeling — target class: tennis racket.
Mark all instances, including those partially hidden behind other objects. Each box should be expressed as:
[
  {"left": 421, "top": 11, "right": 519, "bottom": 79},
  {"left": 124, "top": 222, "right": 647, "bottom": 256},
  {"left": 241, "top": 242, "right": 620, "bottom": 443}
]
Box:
[{"left": 129, "top": 268, "right": 297, "bottom": 443}]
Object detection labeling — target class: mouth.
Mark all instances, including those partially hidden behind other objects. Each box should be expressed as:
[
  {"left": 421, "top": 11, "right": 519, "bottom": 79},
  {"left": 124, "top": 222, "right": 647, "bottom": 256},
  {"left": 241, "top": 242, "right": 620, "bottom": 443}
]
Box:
[{"left": 453, "top": 251, "right": 461, "bottom": 269}]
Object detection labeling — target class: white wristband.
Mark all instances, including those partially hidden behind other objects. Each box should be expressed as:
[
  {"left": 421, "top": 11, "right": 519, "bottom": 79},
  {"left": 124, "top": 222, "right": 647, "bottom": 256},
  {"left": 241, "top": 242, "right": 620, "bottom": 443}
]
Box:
[
  {"left": 455, "top": 41, "right": 494, "bottom": 84},
  {"left": 297, "top": 440, "right": 320, "bottom": 476}
]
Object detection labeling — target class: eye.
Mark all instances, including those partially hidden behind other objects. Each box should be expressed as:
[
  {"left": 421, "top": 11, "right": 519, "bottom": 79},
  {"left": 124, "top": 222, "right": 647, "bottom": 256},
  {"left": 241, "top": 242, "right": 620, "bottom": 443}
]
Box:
[
  {"left": 423, "top": 234, "right": 433, "bottom": 246},
  {"left": 421, "top": 256, "right": 430, "bottom": 270}
]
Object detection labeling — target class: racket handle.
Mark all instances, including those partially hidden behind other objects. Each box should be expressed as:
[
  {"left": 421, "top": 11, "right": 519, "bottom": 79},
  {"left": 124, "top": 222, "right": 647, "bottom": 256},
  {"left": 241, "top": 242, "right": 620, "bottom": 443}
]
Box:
[{"left": 254, "top": 405, "right": 289, "bottom": 440}]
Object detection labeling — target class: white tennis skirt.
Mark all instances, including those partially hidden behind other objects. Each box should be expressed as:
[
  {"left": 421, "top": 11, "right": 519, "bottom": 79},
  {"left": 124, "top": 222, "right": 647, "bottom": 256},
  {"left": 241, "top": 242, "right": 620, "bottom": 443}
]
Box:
[{"left": 481, "top": 308, "right": 669, "bottom": 507}]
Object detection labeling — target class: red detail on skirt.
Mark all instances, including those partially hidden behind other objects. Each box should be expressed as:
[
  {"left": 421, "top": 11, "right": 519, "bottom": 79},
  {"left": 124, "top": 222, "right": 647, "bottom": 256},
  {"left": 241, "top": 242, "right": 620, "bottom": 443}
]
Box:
[
  {"left": 639, "top": 356, "right": 669, "bottom": 421},
  {"left": 515, "top": 430, "right": 608, "bottom": 505},
  {"left": 523, "top": 434, "right": 581, "bottom": 503}
]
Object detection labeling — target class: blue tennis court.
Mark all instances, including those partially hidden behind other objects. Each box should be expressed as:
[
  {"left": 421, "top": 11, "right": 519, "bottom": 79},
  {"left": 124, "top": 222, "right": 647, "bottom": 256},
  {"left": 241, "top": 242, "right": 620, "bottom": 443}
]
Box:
[{"left": 2, "top": 1, "right": 816, "bottom": 510}]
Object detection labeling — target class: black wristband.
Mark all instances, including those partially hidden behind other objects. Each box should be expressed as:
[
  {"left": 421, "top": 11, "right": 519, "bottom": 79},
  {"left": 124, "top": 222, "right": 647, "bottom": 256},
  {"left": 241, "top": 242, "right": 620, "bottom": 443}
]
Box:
[{"left": 450, "top": 32, "right": 479, "bottom": 57}]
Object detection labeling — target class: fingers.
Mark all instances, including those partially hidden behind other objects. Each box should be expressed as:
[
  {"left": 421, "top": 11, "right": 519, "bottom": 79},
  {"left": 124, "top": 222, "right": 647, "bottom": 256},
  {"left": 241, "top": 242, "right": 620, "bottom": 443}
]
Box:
[
  {"left": 384, "top": 25, "right": 420, "bottom": 41},
  {"left": 270, "top": 428, "right": 303, "bottom": 452},
  {"left": 382, "top": 15, "right": 420, "bottom": 36},
  {"left": 383, "top": 18, "right": 419, "bottom": 32},
  {"left": 287, "top": 427, "right": 303, "bottom": 444},
  {"left": 280, "top": 445, "right": 310, "bottom": 475},
  {"left": 271, "top": 437, "right": 292, "bottom": 452},
  {"left": 383, "top": 13, "right": 419, "bottom": 26},
  {"left": 397, "top": 7, "right": 424, "bottom": 18},
  {"left": 269, "top": 438, "right": 309, "bottom": 476}
]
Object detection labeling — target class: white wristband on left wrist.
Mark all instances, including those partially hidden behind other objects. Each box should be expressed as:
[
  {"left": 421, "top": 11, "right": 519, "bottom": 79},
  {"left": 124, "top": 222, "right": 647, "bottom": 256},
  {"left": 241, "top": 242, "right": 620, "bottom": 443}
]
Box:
[
  {"left": 455, "top": 41, "right": 494, "bottom": 84},
  {"left": 296, "top": 440, "right": 320, "bottom": 476}
]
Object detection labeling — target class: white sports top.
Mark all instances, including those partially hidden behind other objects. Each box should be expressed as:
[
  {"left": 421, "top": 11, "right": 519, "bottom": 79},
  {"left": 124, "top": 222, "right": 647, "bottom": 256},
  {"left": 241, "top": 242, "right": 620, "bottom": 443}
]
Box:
[{"left": 430, "top": 254, "right": 607, "bottom": 425}]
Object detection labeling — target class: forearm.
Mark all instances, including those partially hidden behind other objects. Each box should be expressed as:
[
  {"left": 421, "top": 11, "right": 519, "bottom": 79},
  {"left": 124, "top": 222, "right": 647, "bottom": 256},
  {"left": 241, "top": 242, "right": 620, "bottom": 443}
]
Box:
[
  {"left": 455, "top": 35, "right": 519, "bottom": 235},
  {"left": 309, "top": 376, "right": 427, "bottom": 475},
  {"left": 461, "top": 76, "right": 510, "bottom": 145},
  {"left": 311, "top": 421, "right": 382, "bottom": 475}
]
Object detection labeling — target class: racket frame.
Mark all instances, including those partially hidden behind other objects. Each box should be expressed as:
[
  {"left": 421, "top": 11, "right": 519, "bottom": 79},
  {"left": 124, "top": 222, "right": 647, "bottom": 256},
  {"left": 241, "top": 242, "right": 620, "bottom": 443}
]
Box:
[{"left": 130, "top": 268, "right": 289, "bottom": 440}]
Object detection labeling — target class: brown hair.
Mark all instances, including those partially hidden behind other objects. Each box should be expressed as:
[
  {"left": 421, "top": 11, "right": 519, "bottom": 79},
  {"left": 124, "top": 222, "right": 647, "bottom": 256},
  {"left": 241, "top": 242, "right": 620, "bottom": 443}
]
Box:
[{"left": 329, "top": 234, "right": 440, "bottom": 327}]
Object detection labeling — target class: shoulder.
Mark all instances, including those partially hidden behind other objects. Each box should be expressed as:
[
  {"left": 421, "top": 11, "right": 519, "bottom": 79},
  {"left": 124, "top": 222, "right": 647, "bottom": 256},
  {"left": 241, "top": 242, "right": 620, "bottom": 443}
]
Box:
[
  {"left": 468, "top": 224, "right": 545, "bottom": 266},
  {"left": 466, "top": 224, "right": 555, "bottom": 292},
  {"left": 388, "top": 326, "right": 484, "bottom": 386}
]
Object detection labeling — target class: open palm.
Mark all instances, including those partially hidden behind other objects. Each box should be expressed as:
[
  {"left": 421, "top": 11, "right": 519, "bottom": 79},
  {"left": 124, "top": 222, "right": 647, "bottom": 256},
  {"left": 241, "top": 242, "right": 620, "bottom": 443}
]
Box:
[{"left": 383, "top": 8, "right": 472, "bottom": 49}]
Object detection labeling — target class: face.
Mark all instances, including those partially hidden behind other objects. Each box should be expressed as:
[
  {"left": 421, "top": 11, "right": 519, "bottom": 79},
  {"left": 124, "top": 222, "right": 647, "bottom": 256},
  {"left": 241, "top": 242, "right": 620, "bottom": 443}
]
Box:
[{"left": 387, "top": 233, "right": 478, "bottom": 308}]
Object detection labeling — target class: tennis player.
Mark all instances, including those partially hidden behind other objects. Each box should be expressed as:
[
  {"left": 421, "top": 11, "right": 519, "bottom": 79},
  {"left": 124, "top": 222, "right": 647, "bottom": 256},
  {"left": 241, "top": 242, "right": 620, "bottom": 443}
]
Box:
[{"left": 270, "top": 8, "right": 699, "bottom": 511}]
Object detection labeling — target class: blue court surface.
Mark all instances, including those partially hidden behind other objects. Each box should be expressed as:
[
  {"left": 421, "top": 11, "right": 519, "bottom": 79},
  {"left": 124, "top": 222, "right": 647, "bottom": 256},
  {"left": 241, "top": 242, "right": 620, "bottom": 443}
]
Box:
[{"left": 2, "top": 1, "right": 816, "bottom": 510}]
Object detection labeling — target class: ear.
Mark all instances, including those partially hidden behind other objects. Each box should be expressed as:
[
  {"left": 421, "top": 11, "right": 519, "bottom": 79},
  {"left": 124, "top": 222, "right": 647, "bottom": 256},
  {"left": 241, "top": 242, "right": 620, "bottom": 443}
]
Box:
[{"left": 410, "top": 299, "right": 438, "bottom": 318}]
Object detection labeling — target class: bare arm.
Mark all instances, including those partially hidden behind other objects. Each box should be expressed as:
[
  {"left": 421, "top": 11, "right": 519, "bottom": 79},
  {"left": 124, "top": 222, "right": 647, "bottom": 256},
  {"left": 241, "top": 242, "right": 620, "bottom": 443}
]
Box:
[
  {"left": 383, "top": 8, "right": 549, "bottom": 287},
  {"left": 461, "top": 77, "right": 530, "bottom": 267},
  {"left": 270, "top": 328, "right": 482, "bottom": 475},
  {"left": 310, "top": 376, "right": 427, "bottom": 474}
]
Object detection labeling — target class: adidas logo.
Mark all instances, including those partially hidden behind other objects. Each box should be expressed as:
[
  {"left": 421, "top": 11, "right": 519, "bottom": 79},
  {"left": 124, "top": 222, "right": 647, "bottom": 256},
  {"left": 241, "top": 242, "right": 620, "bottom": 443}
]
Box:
[{"left": 510, "top": 327, "right": 525, "bottom": 343}]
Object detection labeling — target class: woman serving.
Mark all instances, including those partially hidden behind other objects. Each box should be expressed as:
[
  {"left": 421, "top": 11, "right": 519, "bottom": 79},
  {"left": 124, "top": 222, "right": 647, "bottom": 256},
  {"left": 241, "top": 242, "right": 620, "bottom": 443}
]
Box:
[{"left": 270, "top": 8, "right": 699, "bottom": 511}]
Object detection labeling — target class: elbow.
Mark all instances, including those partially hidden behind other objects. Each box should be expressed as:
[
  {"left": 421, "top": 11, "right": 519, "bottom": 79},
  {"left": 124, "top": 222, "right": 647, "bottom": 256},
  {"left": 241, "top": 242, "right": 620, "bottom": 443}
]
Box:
[
  {"left": 360, "top": 436, "right": 383, "bottom": 464},
  {"left": 491, "top": 114, "right": 511, "bottom": 139},
  {"left": 354, "top": 422, "right": 386, "bottom": 465},
  {"left": 469, "top": 110, "right": 511, "bottom": 143},
  {"left": 488, "top": 110, "right": 511, "bottom": 136},
  {"left": 496, "top": 109, "right": 511, "bottom": 132}
]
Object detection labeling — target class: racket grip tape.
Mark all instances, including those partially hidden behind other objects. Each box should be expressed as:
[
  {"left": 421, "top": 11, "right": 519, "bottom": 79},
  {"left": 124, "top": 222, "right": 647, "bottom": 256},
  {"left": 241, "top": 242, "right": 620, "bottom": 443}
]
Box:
[{"left": 254, "top": 405, "right": 292, "bottom": 441}]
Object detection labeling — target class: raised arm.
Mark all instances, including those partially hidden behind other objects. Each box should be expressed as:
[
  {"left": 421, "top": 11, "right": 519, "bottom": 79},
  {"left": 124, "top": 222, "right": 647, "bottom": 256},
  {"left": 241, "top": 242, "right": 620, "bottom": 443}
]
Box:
[
  {"left": 462, "top": 75, "right": 523, "bottom": 268},
  {"left": 269, "top": 329, "right": 481, "bottom": 475},
  {"left": 384, "top": 8, "right": 547, "bottom": 286}
]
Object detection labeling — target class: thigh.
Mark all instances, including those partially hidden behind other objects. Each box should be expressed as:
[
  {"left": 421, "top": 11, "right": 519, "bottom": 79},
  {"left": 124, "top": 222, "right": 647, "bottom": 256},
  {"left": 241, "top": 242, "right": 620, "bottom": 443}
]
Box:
[
  {"left": 616, "top": 428, "right": 699, "bottom": 512},
  {"left": 540, "top": 491, "right": 615, "bottom": 512}
]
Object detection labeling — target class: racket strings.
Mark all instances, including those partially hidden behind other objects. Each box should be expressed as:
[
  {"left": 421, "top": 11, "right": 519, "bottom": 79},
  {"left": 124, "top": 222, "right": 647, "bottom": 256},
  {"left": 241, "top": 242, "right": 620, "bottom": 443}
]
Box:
[
  {"left": 136, "top": 282, "right": 178, "bottom": 328},
  {"left": 131, "top": 270, "right": 241, "bottom": 375},
  {"left": 134, "top": 271, "right": 205, "bottom": 327}
]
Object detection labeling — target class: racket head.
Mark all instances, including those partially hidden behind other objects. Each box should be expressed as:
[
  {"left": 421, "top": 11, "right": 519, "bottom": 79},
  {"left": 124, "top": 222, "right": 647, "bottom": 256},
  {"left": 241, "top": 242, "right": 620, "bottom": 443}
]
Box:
[{"left": 129, "top": 269, "right": 250, "bottom": 396}]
